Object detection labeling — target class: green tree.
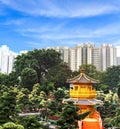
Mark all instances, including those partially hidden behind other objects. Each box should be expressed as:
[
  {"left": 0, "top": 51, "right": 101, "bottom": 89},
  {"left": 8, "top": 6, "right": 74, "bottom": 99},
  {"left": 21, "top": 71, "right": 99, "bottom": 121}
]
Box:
[
  {"left": 102, "top": 65, "right": 120, "bottom": 91},
  {"left": 19, "top": 115, "right": 41, "bottom": 129},
  {"left": 15, "top": 124, "right": 24, "bottom": 129},
  {"left": 14, "top": 49, "right": 61, "bottom": 84},
  {"left": 47, "top": 100, "right": 58, "bottom": 115},
  {"left": 3, "top": 122, "right": 24, "bottom": 129},
  {"left": 54, "top": 88, "right": 65, "bottom": 102},
  {"left": 111, "top": 107, "right": 120, "bottom": 127},
  {"left": 117, "top": 83, "right": 120, "bottom": 100},
  {"left": 0, "top": 88, "right": 18, "bottom": 124},
  {"left": 79, "top": 64, "right": 98, "bottom": 78},
  {"left": 16, "top": 88, "right": 30, "bottom": 113},
  {"left": 21, "top": 67, "right": 38, "bottom": 91},
  {"left": 46, "top": 63, "right": 72, "bottom": 88},
  {"left": 0, "top": 73, "right": 9, "bottom": 86},
  {"left": 48, "top": 88, "right": 66, "bottom": 113},
  {"left": 57, "top": 102, "right": 90, "bottom": 129},
  {"left": 40, "top": 82, "right": 54, "bottom": 95},
  {"left": 3, "top": 122, "right": 16, "bottom": 129},
  {"left": 0, "top": 72, "right": 19, "bottom": 87},
  {"left": 7, "top": 72, "right": 19, "bottom": 87},
  {"left": 28, "top": 83, "right": 41, "bottom": 111}
]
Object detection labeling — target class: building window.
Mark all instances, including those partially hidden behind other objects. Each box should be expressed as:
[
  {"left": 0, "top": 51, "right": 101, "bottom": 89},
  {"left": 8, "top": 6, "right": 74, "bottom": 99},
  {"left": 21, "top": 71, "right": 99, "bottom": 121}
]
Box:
[{"left": 75, "top": 86, "right": 78, "bottom": 91}]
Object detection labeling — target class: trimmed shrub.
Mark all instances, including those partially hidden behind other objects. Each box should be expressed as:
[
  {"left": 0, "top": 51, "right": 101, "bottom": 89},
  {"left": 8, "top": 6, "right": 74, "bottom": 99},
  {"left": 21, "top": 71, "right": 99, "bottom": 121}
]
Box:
[
  {"left": 0, "top": 126, "right": 3, "bottom": 129},
  {"left": 3, "top": 122, "right": 16, "bottom": 129},
  {"left": 15, "top": 124, "right": 24, "bottom": 129}
]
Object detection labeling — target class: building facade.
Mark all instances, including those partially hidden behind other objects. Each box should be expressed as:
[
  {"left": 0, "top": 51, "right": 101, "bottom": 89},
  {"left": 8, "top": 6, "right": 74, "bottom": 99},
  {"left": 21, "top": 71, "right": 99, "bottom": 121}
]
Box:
[
  {"left": 0, "top": 45, "right": 17, "bottom": 74},
  {"left": 117, "top": 57, "right": 120, "bottom": 65},
  {"left": 0, "top": 44, "right": 117, "bottom": 74},
  {"left": 51, "top": 43, "right": 117, "bottom": 71},
  {"left": 100, "top": 44, "right": 117, "bottom": 71}
]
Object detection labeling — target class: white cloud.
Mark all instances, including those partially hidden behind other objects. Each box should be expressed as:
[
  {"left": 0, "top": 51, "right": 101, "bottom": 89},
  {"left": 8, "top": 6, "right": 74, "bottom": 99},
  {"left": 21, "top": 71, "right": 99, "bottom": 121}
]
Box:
[
  {"left": 1, "top": 0, "right": 120, "bottom": 18},
  {"left": 91, "top": 22, "right": 120, "bottom": 37},
  {"left": 27, "top": 41, "right": 42, "bottom": 48},
  {"left": 2, "top": 18, "right": 26, "bottom": 25},
  {"left": 19, "top": 21, "right": 120, "bottom": 41}
]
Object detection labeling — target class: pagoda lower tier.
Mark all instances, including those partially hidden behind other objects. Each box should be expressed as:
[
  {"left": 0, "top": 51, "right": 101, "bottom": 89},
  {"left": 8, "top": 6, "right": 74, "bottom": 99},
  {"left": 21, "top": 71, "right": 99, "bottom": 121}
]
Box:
[
  {"left": 64, "top": 98, "right": 103, "bottom": 129},
  {"left": 64, "top": 98, "right": 103, "bottom": 116}
]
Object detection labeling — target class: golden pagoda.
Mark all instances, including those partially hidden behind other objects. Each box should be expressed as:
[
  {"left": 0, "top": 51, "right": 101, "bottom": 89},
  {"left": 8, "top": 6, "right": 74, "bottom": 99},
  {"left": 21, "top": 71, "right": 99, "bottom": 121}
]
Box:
[{"left": 65, "top": 69, "right": 104, "bottom": 129}]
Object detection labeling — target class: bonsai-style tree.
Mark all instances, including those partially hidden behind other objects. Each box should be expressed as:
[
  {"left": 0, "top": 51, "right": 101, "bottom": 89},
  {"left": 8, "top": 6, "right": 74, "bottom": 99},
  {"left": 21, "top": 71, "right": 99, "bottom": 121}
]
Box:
[
  {"left": 0, "top": 87, "right": 18, "bottom": 124},
  {"left": 57, "top": 102, "right": 90, "bottom": 129}
]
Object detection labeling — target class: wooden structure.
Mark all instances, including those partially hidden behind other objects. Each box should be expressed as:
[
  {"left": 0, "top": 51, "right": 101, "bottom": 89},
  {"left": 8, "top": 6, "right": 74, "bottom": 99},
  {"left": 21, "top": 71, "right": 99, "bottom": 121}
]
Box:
[{"left": 65, "top": 69, "right": 104, "bottom": 129}]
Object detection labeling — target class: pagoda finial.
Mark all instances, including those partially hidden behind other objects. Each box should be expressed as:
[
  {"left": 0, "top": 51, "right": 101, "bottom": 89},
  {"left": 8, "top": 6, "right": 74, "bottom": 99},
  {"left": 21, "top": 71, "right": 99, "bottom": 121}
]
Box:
[{"left": 80, "top": 68, "right": 85, "bottom": 74}]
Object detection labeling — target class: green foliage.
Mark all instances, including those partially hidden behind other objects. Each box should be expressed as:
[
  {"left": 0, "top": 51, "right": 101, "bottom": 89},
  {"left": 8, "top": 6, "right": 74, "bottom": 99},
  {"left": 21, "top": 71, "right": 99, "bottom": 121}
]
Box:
[
  {"left": 97, "top": 101, "right": 116, "bottom": 119},
  {"left": 96, "top": 90, "right": 119, "bottom": 103},
  {"left": 0, "top": 126, "right": 3, "bottom": 129},
  {"left": 16, "top": 88, "right": 30, "bottom": 113},
  {"left": 0, "top": 88, "right": 18, "bottom": 124},
  {"left": 15, "top": 124, "right": 24, "bottom": 129},
  {"left": 117, "top": 86, "right": 120, "bottom": 99},
  {"left": 102, "top": 65, "right": 120, "bottom": 91},
  {"left": 54, "top": 88, "right": 65, "bottom": 101},
  {"left": 79, "top": 64, "right": 98, "bottom": 78},
  {"left": 14, "top": 49, "right": 61, "bottom": 84},
  {"left": 2, "top": 122, "right": 24, "bottom": 129},
  {"left": 7, "top": 72, "right": 19, "bottom": 87},
  {"left": 3, "top": 122, "right": 16, "bottom": 129},
  {"left": 0, "top": 73, "right": 9, "bottom": 86},
  {"left": 19, "top": 115, "right": 41, "bottom": 129},
  {"left": 21, "top": 67, "right": 38, "bottom": 91},
  {"left": 47, "top": 100, "right": 58, "bottom": 114},
  {"left": 96, "top": 90, "right": 120, "bottom": 128},
  {"left": 104, "top": 122, "right": 112, "bottom": 129},
  {"left": 97, "top": 83, "right": 109, "bottom": 93},
  {"left": 96, "top": 90, "right": 106, "bottom": 101},
  {"left": 0, "top": 72, "right": 19, "bottom": 87},
  {"left": 111, "top": 107, "right": 120, "bottom": 127},
  {"left": 40, "top": 82, "right": 54, "bottom": 95},
  {"left": 57, "top": 102, "right": 90, "bottom": 129},
  {"left": 46, "top": 63, "right": 72, "bottom": 88},
  {"left": 39, "top": 91, "right": 47, "bottom": 108},
  {"left": 29, "top": 84, "right": 48, "bottom": 111}
]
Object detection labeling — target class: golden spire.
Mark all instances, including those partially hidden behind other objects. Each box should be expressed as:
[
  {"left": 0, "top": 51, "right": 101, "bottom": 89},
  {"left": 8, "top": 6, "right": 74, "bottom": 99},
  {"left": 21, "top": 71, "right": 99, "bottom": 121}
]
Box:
[{"left": 80, "top": 68, "right": 85, "bottom": 74}]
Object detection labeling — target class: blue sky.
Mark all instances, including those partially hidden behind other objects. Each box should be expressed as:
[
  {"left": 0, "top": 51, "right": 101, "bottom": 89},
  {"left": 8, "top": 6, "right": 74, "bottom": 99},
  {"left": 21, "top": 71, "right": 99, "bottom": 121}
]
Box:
[{"left": 0, "top": 0, "right": 120, "bottom": 54}]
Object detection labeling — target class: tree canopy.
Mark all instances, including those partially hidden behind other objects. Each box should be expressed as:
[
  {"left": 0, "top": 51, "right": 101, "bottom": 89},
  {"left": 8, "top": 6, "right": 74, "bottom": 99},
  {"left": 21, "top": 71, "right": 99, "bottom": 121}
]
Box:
[
  {"left": 102, "top": 65, "right": 120, "bottom": 91},
  {"left": 14, "top": 49, "right": 62, "bottom": 84},
  {"left": 21, "top": 67, "right": 38, "bottom": 91}
]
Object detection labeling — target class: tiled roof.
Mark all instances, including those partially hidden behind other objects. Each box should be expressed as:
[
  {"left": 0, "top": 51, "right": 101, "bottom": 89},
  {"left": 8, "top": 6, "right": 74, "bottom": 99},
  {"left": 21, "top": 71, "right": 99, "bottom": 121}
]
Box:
[
  {"left": 67, "top": 69, "right": 99, "bottom": 84},
  {"left": 63, "top": 98, "right": 103, "bottom": 105}
]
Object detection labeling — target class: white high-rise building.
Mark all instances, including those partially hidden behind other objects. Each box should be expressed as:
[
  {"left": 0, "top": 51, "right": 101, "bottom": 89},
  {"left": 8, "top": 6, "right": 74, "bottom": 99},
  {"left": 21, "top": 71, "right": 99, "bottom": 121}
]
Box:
[
  {"left": 48, "top": 43, "right": 117, "bottom": 71},
  {"left": 100, "top": 44, "right": 116, "bottom": 71},
  {"left": 116, "top": 46, "right": 120, "bottom": 65},
  {"left": 82, "top": 43, "right": 94, "bottom": 65},
  {"left": 69, "top": 48, "right": 76, "bottom": 71},
  {"left": 48, "top": 46, "right": 70, "bottom": 65},
  {"left": 76, "top": 44, "right": 82, "bottom": 71},
  {"left": 0, "top": 45, "right": 17, "bottom": 74},
  {"left": 0, "top": 43, "right": 117, "bottom": 74},
  {"left": 92, "top": 47, "right": 100, "bottom": 70},
  {"left": 117, "top": 57, "right": 120, "bottom": 65},
  {"left": 116, "top": 46, "right": 120, "bottom": 57}
]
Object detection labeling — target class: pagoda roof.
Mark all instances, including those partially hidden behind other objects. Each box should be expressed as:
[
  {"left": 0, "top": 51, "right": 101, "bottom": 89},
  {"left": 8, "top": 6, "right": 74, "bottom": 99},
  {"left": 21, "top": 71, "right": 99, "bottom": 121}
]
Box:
[{"left": 67, "top": 69, "right": 99, "bottom": 84}]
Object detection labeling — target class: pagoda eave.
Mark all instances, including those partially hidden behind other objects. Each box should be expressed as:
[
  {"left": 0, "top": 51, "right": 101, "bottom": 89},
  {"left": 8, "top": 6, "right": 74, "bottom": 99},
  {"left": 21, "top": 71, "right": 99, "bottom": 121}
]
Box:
[
  {"left": 63, "top": 98, "right": 103, "bottom": 105},
  {"left": 67, "top": 74, "right": 99, "bottom": 84}
]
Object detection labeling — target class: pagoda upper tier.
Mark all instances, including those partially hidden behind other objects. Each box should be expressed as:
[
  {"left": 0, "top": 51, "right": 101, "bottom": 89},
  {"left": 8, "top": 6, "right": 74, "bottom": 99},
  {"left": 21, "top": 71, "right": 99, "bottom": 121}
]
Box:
[
  {"left": 67, "top": 69, "right": 99, "bottom": 84},
  {"left": 67, "top": 69, "right": 99, "bottom": 99}
]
